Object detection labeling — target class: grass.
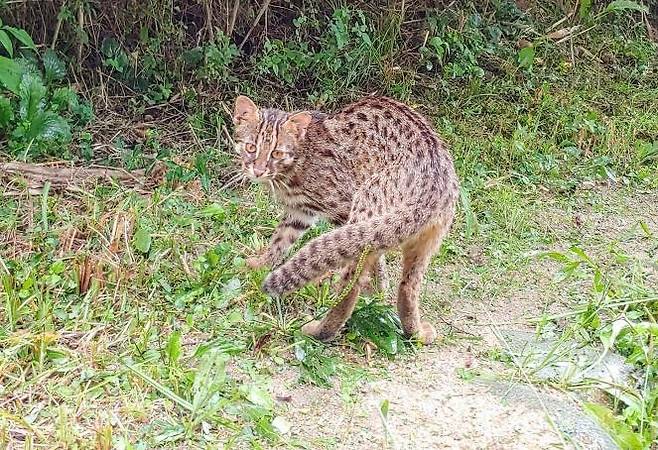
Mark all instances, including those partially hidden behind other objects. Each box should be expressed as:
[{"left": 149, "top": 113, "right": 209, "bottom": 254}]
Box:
[{"left": 1, "top": 1, "right": 658, "bottom": 448}]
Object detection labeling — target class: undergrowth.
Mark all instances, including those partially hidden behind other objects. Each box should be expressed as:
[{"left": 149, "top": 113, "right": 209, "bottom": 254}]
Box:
[{"left": 540, "top": 236, "right": 658, "bottom": 448}]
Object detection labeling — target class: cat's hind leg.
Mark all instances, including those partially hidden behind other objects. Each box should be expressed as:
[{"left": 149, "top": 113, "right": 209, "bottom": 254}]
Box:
[
  {"left": 396, "top": 219, "right": 449, "bottom": 345},
  {"left": 372, "top": 254, "right": 389, "bottom": 293},
  {"left": 332, "top": 253, "right": 386, "bottom": 296},
  {"left": 302, "top": 251, "right": 380, "bottom": 341}
]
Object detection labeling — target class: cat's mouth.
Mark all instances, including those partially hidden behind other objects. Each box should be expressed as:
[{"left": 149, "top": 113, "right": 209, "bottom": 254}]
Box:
[{"left": 244, "top": 166, "right": 274, "bottom": 181}]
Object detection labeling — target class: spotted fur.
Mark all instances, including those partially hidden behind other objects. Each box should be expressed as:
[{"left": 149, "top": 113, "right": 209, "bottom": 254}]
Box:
[{"left": 233, "top": 95, "right": 459, "bottom": 344}]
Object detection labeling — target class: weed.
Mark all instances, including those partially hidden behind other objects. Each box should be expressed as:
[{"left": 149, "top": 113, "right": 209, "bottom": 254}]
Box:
[
  {"left": 197, "top": 32, "right": 239, "bottom": 81},
  {"left": 294, "top": 333, "right": 338, "bottom": 387},
  {"left": 346, "top": 299, "right": 412, "bottom": 358},
  {"left": 421, "top": 11, "right": 499, "bottom": 78},
  {"left": 544, "top": 241, "right": 658, "bottom": 447},
  {"left": 0, "top": 25, "right": 91, "bottom": 159},
  {"left": 256, "top": 6, "right": 381, "bottom": 104}
]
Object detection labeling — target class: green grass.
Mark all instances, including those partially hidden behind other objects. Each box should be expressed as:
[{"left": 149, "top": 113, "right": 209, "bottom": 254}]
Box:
[{"left": 2, "top": 1, "right": 658, "bottom": 448}]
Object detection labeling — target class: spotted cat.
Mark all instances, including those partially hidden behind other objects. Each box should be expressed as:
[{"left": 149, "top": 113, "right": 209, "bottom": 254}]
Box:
[{"left": 233, "top": 95, "right": 458, "bottom": 344}]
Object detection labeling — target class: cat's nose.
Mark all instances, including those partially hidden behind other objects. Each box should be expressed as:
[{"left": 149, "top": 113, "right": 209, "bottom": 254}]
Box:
[{"left": 253, "top": 167, "right": 266, "bottom": 177}]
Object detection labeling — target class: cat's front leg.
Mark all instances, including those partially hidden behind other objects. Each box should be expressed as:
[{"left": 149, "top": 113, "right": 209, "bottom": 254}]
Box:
[{"left": 247, "top": 212, "right": 315, "bottom": 269}]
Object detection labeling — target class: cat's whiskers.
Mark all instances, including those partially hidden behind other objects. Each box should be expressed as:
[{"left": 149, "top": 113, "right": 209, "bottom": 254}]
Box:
[
  {"left": 271, "top": 175, "right": 290, "bottom": 193},
  {"left": 219, "top": 171, "right": 246, "bottom": 192}
]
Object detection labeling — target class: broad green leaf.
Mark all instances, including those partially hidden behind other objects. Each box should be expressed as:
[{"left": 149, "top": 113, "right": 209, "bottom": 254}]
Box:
[
  {"left": 634, "top": 321, "right": 658, "bottom": 336},
  {"left": 347, "top": 301, "right": 406, "bottom": 357},
  {"left": 599, "top": 319, "right": 627, "bottom": 353},
  {"left": 543, "top": 251, "right": 570, "bottom": 263},
  {"left": 615, "top": 430, "right": 644, "bottom": 450},
  {"left": 246, "top": 385, "right": 274, "bottom": 410},
  {"left": 199, "top": 203, "right": 226, "bottom": 220},
  {"left": 0, "top": 30, "right": 13, "bottom": 57},
  {"left": 51, "top": 87, "right": 79, "bottom": 112},
  {"left": 5, "top": 27, "right": 36, "bottom": 51},
  {"left": 164, "top": 330, "right": 182, "bottom": 364},
  {"left": 429, "top": 36, "right": 446, "bottom": 60},
  {"left": 0, "top": 55, "right": 23, "bottom": 94},
  {"left": 517, "top": 46, "right": 535, "bottom": 69},
  {"left": 133, "top": 228, "right": 152, "bottom": 253},
  {"left": 42, "top": 49, "right": 67, "bottom": 83},
  {"left": 0, "top": 96, "right": 13, "bottom": 127},
  {"left": 592, "top": 269, "right": 604, "bottom": 293},
  {"left": 24, "top": 111, "right": 70, "bottom": 142},
  {"left": 72, "top": 98, "right": 93, "bottom": 124},
  {"left": 639, "top": 221, "right": 653, "bottom": 238},
  {"left": 584, "top": 402, "right": 616, "bottom": 429},
  {"left": 605, "top": 0, "right": 648, "bottom": 13},
  {"left": 569, "top": 245, "right": 594, "bottom": 265},
  {"left": 18, "top": 72, "right": 46, "bottom": 120},
  {"left": 584, "top": 403, "right": 645, "bottom": 450},
  {"left": 191, "top": 349, "right": 228, "bottom": 411}
]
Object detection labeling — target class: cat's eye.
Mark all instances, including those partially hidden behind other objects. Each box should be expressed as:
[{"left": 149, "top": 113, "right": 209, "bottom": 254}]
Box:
[
  {"left": 245, "top": 143, "right": 256, "bottom": 153},
  {"left": 271, "top": 150, "right": 284, "bottom": 159}
]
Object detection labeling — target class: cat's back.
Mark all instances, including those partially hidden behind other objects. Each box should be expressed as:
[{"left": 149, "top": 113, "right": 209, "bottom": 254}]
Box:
[{"left": 320, "top": 96, "right": 445, "bottom": 160}]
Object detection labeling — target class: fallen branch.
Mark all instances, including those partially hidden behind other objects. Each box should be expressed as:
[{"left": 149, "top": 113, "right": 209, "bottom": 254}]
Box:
[{"left": 0, "top": 161, "right": 166, "bottom": 194}]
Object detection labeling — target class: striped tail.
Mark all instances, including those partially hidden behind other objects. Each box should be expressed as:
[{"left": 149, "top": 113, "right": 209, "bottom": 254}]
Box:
[{"left": 261, "top": 207, "right": 433, "bottom": 296}]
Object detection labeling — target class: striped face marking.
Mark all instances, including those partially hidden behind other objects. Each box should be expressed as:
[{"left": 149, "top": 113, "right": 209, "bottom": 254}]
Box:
[
  {"left": 233, "top": 96, "right": 313, "bottom": 182},
  {"left": 235, "top": 114, "right": 300, "bottom": 181}
]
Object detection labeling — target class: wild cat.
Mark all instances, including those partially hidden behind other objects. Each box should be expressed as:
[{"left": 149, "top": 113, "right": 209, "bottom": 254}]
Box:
[{"left": 232, "top": 95, "right": 458, "bottom": 344}]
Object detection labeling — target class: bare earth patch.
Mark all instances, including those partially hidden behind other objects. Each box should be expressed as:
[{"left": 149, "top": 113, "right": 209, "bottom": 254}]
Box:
[{"left": 272, "top": 348, "right": 567, "bottom": 449}]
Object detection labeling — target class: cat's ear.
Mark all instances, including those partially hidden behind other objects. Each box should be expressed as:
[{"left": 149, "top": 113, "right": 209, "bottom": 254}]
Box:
[
  {"left": 282, "top": 112, "right": 312, "bottom": 140},
  {"left": 233, "top": 95, "right": 259, "bottom": 125}
]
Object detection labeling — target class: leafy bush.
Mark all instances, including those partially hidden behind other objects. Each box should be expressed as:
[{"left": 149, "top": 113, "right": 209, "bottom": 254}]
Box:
[
  {"left": 256, "top": 7, "right": 379, "bottom": 103},
  {"left": 101, "top": 37, "right": 174, "bottom": 106},
  {"left": 0, "top": 26, "right": 92, "bottom": 159},
  {"left": 346, "top": 300, "right": 411, "bottom": 358},
  {"left": 258, "top": 38, "right": 313, "bottom": 85},
  {"left": 200, "top": 32, "right": 239, "bottom": 80},
  {"left": 420, "top": 9, "right": 519, "bottom": 78}
]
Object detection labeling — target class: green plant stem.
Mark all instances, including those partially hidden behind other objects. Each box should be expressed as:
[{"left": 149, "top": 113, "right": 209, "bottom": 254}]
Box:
[
  {"left": 21, "top": 138, "right": 35, "bottom": 161},
  {"left": 529, "top": 297, "right": 658, "bottom": 323},
  {"left": 335, "top": 244, "right": 371, "bottom": 304}
]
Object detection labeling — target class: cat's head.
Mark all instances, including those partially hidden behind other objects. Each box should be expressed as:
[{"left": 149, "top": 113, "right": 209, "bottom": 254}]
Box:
[{"left": 232, "top": 95, "right": 312, "bottom": 181}]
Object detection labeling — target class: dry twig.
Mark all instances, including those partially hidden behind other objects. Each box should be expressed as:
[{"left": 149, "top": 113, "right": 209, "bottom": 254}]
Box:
[{"left": 0, "top": 161, "right": 166, "bottom": 194}]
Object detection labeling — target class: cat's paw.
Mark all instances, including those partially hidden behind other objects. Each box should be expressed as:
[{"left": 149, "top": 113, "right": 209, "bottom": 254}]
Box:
[
  {"left": 246, "top": 254, "right": 268, "bottom": 269},
  {"left": 262, "top": 268, "right": 303, "bottom": 297},
  {"left": 261, "top": 274, "right": 279, "bottom": 296},
  {"left": 261, "top": 272, "right": 289, "bottom": 297},
  {"left": 301, "top": 320, "right": 337, "bottom": 342},
  {"left": 418, "top": 321, "right": 437, "bottom": 345}
]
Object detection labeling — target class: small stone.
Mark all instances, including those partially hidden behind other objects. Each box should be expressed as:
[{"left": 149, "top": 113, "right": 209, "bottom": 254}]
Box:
[{"left": 272, "top": 416, "right": 292, "bottom": 435}]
